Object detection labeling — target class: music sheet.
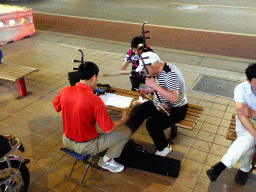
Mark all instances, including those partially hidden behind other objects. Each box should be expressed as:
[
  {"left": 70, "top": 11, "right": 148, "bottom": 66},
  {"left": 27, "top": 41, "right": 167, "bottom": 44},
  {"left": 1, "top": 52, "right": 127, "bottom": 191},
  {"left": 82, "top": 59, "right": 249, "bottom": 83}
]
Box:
[{"left": 99, "top": 93, "right": 134, "bottom": 109}]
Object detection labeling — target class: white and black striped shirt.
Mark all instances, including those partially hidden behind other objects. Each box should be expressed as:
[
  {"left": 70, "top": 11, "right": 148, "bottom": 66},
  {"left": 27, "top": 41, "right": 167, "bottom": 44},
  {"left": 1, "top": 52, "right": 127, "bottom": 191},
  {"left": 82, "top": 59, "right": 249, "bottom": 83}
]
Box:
[{"left": 153, "top": 63, "right": 187, "bottom": 108}]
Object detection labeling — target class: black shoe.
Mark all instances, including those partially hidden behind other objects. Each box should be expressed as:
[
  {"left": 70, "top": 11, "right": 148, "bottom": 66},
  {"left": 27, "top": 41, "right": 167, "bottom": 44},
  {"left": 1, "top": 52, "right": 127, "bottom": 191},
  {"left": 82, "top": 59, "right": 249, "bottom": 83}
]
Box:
[
  {"left": 206, "top": 164, "right": 223, "bottom": 181},
  {"left": 235, "top": 169, "right": 249, "bottom": 185}
]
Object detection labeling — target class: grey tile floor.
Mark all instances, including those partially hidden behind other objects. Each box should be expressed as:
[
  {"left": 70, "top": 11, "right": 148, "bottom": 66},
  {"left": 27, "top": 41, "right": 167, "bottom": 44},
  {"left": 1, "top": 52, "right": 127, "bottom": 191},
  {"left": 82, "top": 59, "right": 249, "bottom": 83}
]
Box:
[{"left": 1, "top": 30, "right": 256, "bottom": 191}]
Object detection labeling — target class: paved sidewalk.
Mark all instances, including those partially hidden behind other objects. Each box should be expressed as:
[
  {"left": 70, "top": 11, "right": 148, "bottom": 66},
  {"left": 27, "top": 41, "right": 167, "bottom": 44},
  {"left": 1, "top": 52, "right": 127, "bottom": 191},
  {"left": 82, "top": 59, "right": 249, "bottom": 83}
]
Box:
[{"left": 1, "top": 30, "right": 256, "bottom": 191}]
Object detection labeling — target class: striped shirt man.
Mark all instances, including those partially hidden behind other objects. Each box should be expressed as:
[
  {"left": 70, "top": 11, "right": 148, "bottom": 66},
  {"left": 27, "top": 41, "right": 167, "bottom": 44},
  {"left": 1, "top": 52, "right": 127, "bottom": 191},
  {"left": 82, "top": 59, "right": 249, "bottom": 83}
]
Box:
[{"left": 153, "top": 63, "right": 187, "bottom": 108}]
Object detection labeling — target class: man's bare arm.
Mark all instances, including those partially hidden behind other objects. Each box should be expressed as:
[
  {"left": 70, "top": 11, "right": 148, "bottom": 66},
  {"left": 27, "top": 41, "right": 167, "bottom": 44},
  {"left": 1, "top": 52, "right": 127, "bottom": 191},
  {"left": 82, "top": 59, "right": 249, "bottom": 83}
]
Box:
[
  {"left": 235, "top": 101, "right": 256, "bottom": 139},
  {"left": 106, "top": 111, "right": 130, "bottom": 133}
]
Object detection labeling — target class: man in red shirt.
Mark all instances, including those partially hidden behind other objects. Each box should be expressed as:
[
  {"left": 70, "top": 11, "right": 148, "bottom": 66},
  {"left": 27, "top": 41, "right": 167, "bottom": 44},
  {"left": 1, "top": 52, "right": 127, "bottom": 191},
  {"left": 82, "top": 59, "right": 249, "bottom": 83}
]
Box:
[{"left": 53, "top": 62, "right": 131, "bottom": 173}]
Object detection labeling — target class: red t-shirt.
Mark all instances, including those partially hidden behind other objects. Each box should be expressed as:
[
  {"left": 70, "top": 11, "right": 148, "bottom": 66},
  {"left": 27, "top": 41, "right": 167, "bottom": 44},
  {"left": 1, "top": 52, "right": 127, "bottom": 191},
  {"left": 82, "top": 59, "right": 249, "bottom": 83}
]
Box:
[{"left": 53, "top": 83, "right": 114, "bottom": 142}]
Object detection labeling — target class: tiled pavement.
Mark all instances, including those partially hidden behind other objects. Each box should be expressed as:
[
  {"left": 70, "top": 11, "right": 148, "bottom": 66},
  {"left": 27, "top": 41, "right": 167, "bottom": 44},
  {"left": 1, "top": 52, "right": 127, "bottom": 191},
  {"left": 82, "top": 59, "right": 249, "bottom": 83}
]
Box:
[{"left": 1, "top": 30, "right": 256, "bottom": 192}]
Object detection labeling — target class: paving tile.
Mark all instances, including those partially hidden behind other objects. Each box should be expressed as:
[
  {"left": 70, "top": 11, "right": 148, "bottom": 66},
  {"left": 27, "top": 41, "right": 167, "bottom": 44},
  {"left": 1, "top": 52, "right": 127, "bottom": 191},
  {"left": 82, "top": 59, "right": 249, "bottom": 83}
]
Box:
[
  {"left": 217, "top": 126, "right": 228, "bottom": 137},
  {"left": 200, "top": 164, "right": 212, "bottom": 179},
  {"left": 71, "top": 184, "right": 105, "bottom": 192},
  {"left": 186, "top": 148, "right": 208, "bottom": 164},
  {"left": 211, "top": 103, "right": 227, "bottom": 111},
  {"left": 85, "top": 169, "right": 110, "bottom": 188},
  {"left": 191, "top": 139, "right": 212, "bottom": 153},
  {"left": 197, "top": 100, "right": 213, "bottom": 109},
  {"left": 196, "top": 130, "right": 215, "bottom": 142},
  {"left": 172, "top": 170, "right": 198, "bottom": 189},
  {"left": 205, "top": 153, "right": 222, "bottom": 166},
  {"left": 199, "top": 58, "right": 248, "bottom": 73},
  {"left": 220, "top": 119, "right": 231, "bottom": 128},
  {"left": 204, "top": 116, "right": 221, "bottom": 126},
  {"left": 29, "top": 164, "right": 50, "bottom": 182},
  {"left": 194, "top": 176, "right": 211, "bottom": 192},
  {"left": 120, "top": 182, "right": 146, "bottom": 192},
  {"left": 178, "top": 127, "right": 199, "bottom": 138},
  {"left": 200, "top": 123, "right": 219, "bottom": 134},
  {"left": 28, "top": 181, "right": 55, "bottom": 192},
  {"left": 214, "top": 96, "right": 230, "bottom": 105},
  {"left": 100, "top": 176, "right": 127, "bottom": 192},
  {"left": 209, "top": 144, "right": 229, "bottom": 157},
  {"left": 207, "top": 109, "right": 225, "bottom": 118},
  {"left": 181, "top": 159, "right": 204, "bottom": 176},
  {"left": 175, "top": 135, "right": 195, "bottom": 148},
  {"left": 128, "top": 170, "right": 173, "bottom": 189},
  {"left": 213, "top": 135, "right": 232, "bottom": 147},
  {"left": 201, "top": 94, "right": 216, "bottom": 102}
]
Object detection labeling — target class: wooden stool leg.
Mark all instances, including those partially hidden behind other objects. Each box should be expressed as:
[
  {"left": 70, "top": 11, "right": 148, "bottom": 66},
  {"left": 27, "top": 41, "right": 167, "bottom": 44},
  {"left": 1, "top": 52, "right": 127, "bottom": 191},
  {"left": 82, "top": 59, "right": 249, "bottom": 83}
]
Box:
[{"left": 17, "top": 78, "right": 27, "bottom": 97}]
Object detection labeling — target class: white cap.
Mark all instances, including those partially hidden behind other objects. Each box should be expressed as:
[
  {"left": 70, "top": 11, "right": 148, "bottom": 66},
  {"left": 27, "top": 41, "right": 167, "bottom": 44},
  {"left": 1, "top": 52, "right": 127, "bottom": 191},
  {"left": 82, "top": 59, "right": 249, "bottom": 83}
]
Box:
[{"left": 136, "top": 52, "right": 160, "bottom": 72}]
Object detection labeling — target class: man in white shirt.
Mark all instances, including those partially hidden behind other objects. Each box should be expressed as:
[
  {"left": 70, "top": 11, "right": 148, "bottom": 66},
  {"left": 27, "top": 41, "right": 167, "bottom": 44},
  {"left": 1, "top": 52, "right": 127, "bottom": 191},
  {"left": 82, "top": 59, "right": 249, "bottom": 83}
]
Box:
[{"left": 207, "top": 63, "right": 256, "bottom": 185}]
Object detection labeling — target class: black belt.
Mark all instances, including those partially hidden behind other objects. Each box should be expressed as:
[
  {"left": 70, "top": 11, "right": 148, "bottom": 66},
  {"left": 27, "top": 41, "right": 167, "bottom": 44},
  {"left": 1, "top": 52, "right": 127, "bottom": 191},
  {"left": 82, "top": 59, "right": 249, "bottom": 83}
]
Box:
[{"left": 68, "top": 137, "right": 91, "bottom": 143}]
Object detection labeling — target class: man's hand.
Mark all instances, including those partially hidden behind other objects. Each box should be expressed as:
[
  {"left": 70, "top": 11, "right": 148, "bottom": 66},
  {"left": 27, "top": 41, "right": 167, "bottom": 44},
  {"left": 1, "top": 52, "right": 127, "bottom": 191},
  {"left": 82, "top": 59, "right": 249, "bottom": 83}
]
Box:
[
  {"left": 237, "top": 103, "right": 256, "bottom": 118},
  {"left": 120, "top": 111, "right": 130, "bottom": 123},
  {"left": 145, "top": 77, "right": 158, "bottom": 90},
  {"left": 137, "top": 88, "right": 150, "bottom": 95}
]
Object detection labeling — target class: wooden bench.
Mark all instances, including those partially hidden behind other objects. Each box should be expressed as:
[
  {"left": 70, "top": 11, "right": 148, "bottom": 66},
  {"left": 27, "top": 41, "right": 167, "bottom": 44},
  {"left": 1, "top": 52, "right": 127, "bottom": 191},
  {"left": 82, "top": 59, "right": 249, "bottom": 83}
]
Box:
[
  {"left": 0, "top": 62, "right": 38, "bottom": 98},
  {"left": 108, "top": 87, "right": 205, "bottom": 130},
  {"left": 226, "top": 113, "right": 236, "bottom": 141}
]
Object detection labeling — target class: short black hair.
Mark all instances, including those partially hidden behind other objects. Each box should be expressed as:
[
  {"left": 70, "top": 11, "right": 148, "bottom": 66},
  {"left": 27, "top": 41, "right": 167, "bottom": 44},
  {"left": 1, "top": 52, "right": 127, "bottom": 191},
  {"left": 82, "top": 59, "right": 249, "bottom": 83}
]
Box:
[
  {"left": 131, "top": 36, "right": 145, "bottom": 49},
  {"left": 78, "top": 62, "right": 99, "bottom": 80},
  {"left": 245, "top": 63, "right": 256, "bottom": 81}
]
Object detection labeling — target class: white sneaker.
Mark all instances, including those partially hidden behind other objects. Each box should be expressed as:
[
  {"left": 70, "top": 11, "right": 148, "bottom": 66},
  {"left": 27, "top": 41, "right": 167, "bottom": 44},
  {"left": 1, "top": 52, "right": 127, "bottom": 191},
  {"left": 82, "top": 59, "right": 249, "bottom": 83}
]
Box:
[
  {"left": 155, "top": 144, "right": 172, "bottom": 157},
  {"left": 98, "top": 158, "right": 124, "bottom": 173}
]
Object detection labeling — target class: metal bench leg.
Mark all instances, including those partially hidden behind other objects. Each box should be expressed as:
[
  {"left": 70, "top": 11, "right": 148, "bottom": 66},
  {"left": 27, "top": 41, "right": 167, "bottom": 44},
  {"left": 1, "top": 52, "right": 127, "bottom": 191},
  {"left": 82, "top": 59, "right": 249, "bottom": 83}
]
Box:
[
  {"left": 66, "top": 155, "right": 94, "bottom": 187},
  {"left": 79, "top": 156, "right": 93, "bottom": 185},
  {"left": 17, "top": 78, "right": 27, "bottom": 97},
  {"left": 67, "top": 158, "right": 78, "bottom": 178}
]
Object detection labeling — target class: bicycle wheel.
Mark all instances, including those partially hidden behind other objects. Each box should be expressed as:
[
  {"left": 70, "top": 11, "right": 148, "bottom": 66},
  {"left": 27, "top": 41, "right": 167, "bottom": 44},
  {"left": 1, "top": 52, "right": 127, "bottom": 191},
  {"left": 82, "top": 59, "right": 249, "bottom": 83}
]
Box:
[{"left": 0, "top": 160, "right": 30, "bottom": 192}]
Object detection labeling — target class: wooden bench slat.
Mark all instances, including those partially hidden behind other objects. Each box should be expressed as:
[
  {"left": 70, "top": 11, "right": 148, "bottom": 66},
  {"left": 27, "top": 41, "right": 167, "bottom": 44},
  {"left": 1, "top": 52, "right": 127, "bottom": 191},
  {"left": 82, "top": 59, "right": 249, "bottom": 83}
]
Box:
[
  {"left": 184, "top": 114, "right": 200, "bottom": 120},
  {"left": 175, "top": 120, "right": 194, "bottom": 129},
  {"left": 0, "top": 62, "right": 38, "bottom": 82},
  {"left": 186, "top": 111, "right": 201, "bottom": 118},
  {"left": 0, "top": 69, "right": 33, "bottom": 77},
  {"left": 0, "top": 64, "right": 35, "bottom": 71},
  {"left": 107, "top": 87, "right": 204, "bottom": 130},
  {"left": 226, "top": 113, "right": 237, "bottom": 141},
  {"left": 188, "top": 103, "right": 205, "bottom": 111},
  {"left": 187, "top": 107, "right": 203, "bottom": 114},
  {"left": 226, "top": 131, "right": 237, "bottom": 141},
  {"left": 0, "top": 73, "right": 20, "bottom": 82},
  {"left": 0, "top": 68, "right": 35, "bottom": 76}
]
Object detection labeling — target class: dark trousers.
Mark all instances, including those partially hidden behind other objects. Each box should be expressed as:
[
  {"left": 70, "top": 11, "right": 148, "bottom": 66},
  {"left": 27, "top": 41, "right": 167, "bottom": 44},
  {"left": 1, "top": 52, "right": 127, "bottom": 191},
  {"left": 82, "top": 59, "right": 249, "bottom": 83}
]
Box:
[
  {"left": 126, "top": 101, "right": 188, "bottom": 151},
  {"left": 130, "top": 76, "right": 145, "bottom": 91}
]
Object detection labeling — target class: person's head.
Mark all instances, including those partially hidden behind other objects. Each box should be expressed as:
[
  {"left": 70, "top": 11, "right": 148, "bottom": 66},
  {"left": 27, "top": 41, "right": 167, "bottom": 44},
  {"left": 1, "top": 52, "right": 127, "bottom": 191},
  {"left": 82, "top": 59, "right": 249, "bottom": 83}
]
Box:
[
  {"left": 136, "top": 52, "right": 161, "bottom": 76},
  {"left": 131, "top": 36, "right": 145, "bottom": 56},
  {"left": 246, "top": 63, "right": 256, "bottom": 92},
  {"left": 78, "top": 62, "right": 99, "bottom": 89}
]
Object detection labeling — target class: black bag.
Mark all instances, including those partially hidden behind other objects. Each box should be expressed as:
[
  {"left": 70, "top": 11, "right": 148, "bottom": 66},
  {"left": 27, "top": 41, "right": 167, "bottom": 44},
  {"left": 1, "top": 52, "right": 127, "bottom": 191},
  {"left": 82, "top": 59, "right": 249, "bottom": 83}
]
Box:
[
  {"left": 115, "top": 140, "right": 181, "bottom": 177},
  {"left": 0, "top": 135, "right": 11, "bottom": 158},
  {"left": 94, "top": 84, "right": 110, "bottom": 95}
]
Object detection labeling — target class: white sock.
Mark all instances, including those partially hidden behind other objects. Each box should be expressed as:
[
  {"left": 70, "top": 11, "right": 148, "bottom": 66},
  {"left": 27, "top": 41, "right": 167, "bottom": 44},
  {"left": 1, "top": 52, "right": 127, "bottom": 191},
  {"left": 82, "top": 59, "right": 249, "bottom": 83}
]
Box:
[{"left": 103, "top": 155, "right": 111, "bottom": 162}]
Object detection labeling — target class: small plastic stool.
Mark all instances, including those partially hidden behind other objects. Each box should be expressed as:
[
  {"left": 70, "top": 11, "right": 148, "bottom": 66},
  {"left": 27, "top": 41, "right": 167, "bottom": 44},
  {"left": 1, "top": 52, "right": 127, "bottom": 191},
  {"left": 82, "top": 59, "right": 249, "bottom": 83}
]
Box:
[{"left": 61, "top": 148, "right": 93, "bottom": 187}]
